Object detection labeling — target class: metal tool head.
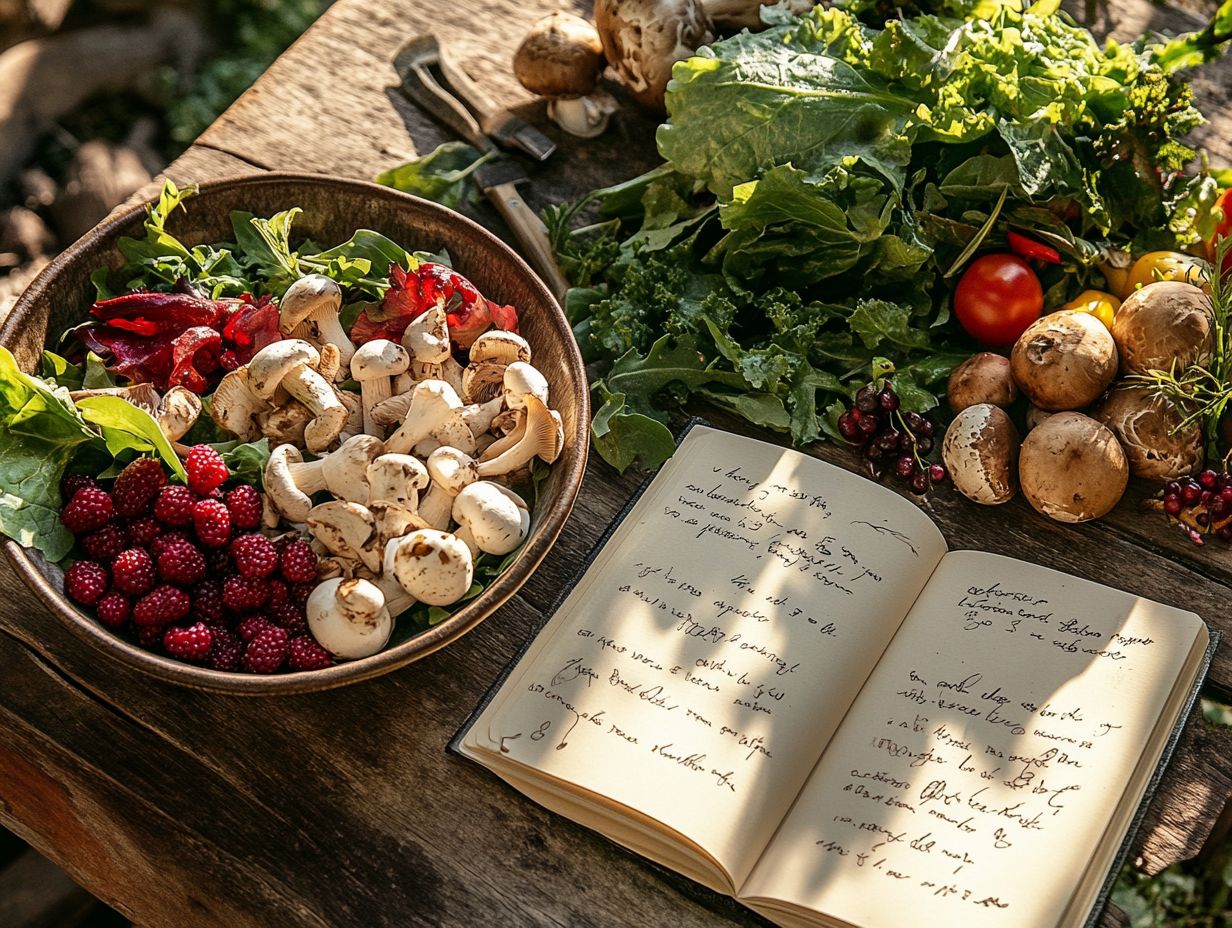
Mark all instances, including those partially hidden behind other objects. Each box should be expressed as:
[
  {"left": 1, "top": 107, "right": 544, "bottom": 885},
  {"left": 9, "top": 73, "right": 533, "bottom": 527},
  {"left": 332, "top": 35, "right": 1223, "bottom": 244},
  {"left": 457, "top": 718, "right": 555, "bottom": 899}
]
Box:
[{"left": 394, "top": 34, "right": 556, "bottom": 162}]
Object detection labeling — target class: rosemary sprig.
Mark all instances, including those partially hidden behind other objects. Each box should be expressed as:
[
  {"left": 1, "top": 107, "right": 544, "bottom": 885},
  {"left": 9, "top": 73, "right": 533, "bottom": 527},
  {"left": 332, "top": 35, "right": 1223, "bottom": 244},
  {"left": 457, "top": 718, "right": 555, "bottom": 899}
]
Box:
[{"left": 1131, "top": 235, "right": 1232, "bottom": 462}]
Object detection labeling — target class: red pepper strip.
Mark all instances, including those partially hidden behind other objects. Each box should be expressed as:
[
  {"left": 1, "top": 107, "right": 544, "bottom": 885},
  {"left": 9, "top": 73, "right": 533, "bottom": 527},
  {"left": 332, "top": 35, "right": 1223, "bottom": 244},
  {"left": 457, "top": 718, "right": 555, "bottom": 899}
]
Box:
[
  {"left": 90, "top": 291, "right": 229, "bottom": 335},
  {"left": 168, "top": 326, "right": 223, "bottom": 394},
  {"left": 1007, "top": 230, "right": 1061, "bottom": 265}
]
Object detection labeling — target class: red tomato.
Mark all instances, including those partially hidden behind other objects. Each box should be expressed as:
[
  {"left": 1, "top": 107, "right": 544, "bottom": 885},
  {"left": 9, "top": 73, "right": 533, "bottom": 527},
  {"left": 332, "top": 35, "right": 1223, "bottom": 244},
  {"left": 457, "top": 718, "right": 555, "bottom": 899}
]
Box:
[{"left": 953, "top": 254, "right": 1044, "bottom": 347}]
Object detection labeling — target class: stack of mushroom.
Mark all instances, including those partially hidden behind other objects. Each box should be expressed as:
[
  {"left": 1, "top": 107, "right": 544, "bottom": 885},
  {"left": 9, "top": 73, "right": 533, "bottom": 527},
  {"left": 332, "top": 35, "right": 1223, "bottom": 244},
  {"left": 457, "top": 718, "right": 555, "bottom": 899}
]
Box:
[{"left": 213, "top": 275, "right": 563, "bottom": 661}]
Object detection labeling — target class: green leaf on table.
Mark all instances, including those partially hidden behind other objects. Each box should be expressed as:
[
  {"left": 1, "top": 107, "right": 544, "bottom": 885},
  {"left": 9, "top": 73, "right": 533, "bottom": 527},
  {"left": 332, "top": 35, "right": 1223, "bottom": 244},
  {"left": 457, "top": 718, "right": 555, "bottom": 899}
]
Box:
[
  {"left": 590, "top": 388, "right": 678, "bottom": 473},
  {"left": 375, "top": 142, "right": 493, "bottom": 208},
  {"left": 74, "top": 395, "right": 186, "bottom": 480}
]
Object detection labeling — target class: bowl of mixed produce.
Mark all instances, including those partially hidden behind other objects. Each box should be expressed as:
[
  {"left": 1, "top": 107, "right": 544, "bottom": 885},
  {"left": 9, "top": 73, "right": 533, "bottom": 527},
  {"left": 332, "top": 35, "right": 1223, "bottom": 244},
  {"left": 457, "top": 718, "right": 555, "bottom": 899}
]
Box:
[{"left": 0, "top": 173, "right": 588, "bottom": 693}]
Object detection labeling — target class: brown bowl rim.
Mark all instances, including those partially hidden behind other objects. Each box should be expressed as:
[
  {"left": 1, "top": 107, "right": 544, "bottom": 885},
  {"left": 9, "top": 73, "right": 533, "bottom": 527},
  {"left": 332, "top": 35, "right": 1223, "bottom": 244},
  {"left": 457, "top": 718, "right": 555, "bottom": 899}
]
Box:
[{"left": 0, "top": 171, "right": 589, "bottom": 695}]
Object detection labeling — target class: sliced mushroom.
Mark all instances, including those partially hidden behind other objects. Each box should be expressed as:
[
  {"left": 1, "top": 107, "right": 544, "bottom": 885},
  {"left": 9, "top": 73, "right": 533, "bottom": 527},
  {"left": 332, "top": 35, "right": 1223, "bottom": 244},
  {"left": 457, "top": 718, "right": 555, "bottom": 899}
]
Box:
[
  {"left": 452, "top": 481, "right": 530, "bottom": 558},
  {"left": 470, "top": 330, "right": 532, "bottom": 366},
  {"left": 279, "top": 275, "right": 356, "bottom": 374},
  {"left": 351, "top": 338, "right": 410, "bottom": 437},
  {"left": 248, "top": 339, "right": 348, "bottom": 453},
  {"left": 307, "top": 500, "right": 382, "bottom": 573},
  {"left": 307, "top": 577, "right": 392, "bottom": 660}
]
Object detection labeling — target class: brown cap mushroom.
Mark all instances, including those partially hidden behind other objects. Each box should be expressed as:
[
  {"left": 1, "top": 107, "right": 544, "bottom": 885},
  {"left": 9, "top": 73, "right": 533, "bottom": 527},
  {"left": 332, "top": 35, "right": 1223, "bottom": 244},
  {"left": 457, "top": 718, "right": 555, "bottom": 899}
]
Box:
[
  {"left": 383, "top": 529, "right": 474, "bottom": 606},
  {"left": 1110, "top": 281, "right": 1213, "bottom": 376},
  {"left": 514, "top": 12, "right": 615, "bottom": 138},
  {"left": 594, "top": 0, "right": 714, "bottom": 112},
  {"left": 947, "top": 353, "right": 1017, "bottom": 414},
  {"left": 307, "top": 500, "right": 382, "bottom": 573},
  {"left": 941, "top": 404, "right": 1019, "bottom": 505},
  {"left": 1019, "top": 412, "right": 1128, "bottom": 523},
  {"left": 1091, "top": 385, "right": 1204, "bottom": 481},
  {"left": 1010, "top": 311, "right": 1118, "bottom": 412}
]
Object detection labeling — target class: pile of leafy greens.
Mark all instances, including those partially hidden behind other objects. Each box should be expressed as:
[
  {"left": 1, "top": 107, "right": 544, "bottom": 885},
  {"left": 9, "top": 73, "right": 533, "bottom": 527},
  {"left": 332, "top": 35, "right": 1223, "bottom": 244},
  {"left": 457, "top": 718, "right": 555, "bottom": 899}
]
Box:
[{"left": 545, "top": 0, "right": 1232, "bottom": 471}]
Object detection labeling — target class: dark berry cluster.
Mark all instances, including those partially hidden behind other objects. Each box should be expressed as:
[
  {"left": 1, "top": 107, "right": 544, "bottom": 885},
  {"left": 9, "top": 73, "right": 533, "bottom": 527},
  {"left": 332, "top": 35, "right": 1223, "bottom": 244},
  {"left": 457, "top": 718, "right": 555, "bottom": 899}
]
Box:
[
  {"left": 1159, "top": 470, "right": 1232, "bottom": 545},
  {"left": 59, "top": 451, "right": 331, "bottom": 674},
  {"left": 836, "top": 383, "right": 946, "bottom": 495}
]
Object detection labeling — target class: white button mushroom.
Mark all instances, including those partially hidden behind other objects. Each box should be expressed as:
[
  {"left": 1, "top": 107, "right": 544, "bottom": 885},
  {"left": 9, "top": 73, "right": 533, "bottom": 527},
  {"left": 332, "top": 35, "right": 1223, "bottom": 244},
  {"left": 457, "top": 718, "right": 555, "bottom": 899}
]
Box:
[
  {"left": 502, "top": 360, "right": 549, "bottom": 410},
  {"left": 307, "top": 577, "right": 392, "bottom": 660},
  {"left": 367, "top": 453, "right": 431, "bottom": 545},
  {"left": 383, "top": 529, "right": 474, "bottom": 606},
  {"left": 451, "top": 481, "right": 530, "bottom": 558},
  {"left": 279, "top": 275, "right": 356, "bottom": 375},
  {"left": 382, "top": 379, "right": 464, "bottom": 455},
  {"left": 418, "top": 446, "right": 480, "bottom": 530},
  {"left": 210, "top": 367, "right": 267, "bottom": 441},
  {"left": 350, "top": 338, "right": 410, "bottom": 437},
  {"left": 248, "top": 339, "right": 348, "bottom": 453}
]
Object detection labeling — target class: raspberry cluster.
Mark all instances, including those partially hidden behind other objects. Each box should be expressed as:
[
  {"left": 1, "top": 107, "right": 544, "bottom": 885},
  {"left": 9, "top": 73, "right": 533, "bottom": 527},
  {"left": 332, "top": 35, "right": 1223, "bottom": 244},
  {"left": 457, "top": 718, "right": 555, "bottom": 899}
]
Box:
[{"left": 59, "top": 451, "right": 331, "bottom": 674}]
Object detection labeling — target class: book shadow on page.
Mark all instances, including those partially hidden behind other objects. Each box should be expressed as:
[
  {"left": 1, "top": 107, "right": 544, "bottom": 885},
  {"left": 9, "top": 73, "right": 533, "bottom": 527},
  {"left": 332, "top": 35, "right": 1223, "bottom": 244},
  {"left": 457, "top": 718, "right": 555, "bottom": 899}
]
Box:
[{"left": 457, "top": 426, "right": 1210, "bottom": 928}]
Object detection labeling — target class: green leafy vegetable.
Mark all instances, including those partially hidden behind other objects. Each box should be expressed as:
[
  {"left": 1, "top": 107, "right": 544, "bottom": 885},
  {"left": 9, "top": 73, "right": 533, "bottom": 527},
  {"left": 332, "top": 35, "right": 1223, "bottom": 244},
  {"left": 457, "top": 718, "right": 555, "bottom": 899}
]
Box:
[
  {"left": 74, "top": 396, "right": 186, "bottom": 481},
  {"left": 375, "top": 142, "right": 494, "bottom": 208}
]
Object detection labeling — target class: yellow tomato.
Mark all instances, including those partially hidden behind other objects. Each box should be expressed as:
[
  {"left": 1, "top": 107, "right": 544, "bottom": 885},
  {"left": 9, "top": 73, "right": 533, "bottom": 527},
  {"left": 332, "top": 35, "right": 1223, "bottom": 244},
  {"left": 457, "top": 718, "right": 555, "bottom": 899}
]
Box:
[
  {"left": 1123, "top": 251, "right": 1212, "bottom": 297},
  {"left": 1060, "top": 290, "right": 1120, "bottom": 329}
]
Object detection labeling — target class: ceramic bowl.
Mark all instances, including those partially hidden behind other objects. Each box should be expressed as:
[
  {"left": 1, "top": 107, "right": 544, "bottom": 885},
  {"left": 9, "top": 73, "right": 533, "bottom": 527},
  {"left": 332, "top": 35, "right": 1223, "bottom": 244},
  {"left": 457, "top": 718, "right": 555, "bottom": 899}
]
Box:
[{"left": 0, "top": 173, "right": 588, "bottom": 694}]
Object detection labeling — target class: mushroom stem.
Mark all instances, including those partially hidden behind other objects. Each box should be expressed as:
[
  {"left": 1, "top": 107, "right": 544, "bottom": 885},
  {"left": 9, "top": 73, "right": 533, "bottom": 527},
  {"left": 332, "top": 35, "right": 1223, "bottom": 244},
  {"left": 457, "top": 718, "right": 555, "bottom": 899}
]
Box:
[
  {"left": 382, "top": 380, "right": 464, "bottom": 455},
  {"left": 281, "top": 365, "right": 348, "bottom": 453},
  {"left": 548, "top": 92, "right": 616, "bottom": 138}
]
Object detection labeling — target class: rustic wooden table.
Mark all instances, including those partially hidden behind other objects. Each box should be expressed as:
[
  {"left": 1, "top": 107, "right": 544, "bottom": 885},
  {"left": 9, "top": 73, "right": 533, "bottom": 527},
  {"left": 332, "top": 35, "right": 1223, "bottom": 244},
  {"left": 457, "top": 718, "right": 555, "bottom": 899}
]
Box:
[{"left": 3, "top": 1, "right": 1232, "bottom": 926}]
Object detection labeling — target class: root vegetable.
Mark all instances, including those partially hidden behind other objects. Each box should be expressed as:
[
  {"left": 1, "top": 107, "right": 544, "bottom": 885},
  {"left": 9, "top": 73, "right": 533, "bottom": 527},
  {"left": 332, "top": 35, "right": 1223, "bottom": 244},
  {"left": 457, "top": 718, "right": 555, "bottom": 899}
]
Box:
[
  {"left": 947, "top": 353, "right": 1017, "bottom": 414},
  {"left": 1109, "top": 281, "right": 1213, "bottom": 376},
  {"left": 1019, "top": 412, "right": 1128, "bottom": 523},
  {"left": 1010, "top": 311, "right": 1117, "bottom": 411},
  {"left": 1091, "top": 385, "right": 1204, "bottom": 481},
  {"left": 941, "top": 404, "right": 1019, "bottom": 505}
]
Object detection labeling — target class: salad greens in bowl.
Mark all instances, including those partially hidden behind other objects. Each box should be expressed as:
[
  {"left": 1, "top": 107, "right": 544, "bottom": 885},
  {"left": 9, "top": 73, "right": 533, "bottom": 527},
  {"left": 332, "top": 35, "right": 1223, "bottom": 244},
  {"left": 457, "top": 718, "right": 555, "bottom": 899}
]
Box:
[{"left": 0, "top": 173, "right": 587, "bottom": 694}]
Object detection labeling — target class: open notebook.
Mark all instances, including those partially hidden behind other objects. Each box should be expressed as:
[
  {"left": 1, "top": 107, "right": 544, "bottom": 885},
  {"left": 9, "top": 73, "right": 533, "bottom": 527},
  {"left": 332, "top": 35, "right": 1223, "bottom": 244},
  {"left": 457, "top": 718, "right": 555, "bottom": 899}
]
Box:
[{"left": 457, "top": 424, "right": 1214, "bottom": 928}]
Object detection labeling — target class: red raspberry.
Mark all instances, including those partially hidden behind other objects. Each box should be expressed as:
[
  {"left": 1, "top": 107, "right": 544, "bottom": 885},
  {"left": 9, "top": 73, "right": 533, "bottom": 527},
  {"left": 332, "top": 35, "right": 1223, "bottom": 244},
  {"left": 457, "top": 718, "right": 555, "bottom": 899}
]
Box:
[
  {"left": 61, "top": 488, "right": 114, "bottom": 534},
  {"left": 153, "top": 486, "right": 195, "bottom": 527},
  {"left": 208, "top": 628, "right": 244, "bottom": 671},
  {"left": 236, "top": 614, "right": 273, "bottom": 642},
  {"left": 288, "top": 636, "right": 333, "bottom": 671},
  {"left": 126, "top": 516, "right": 163, "bottom": 547},
  {"left": 95, "top": 591, "right": 131, "bottom": 628},
  {"left": 291, "top": 581, "right": 316, "bottom": 607},
  {"left": 163, "top": 622, "right": 213, "bottom": 661},
  {"left": 279, "top": 540, "right": 319, "bottom": 583},
  {"left": 268, "top": 601, "right": 307, "bottom": 637},
  {"left": 82, "top": 523, "right": 128, "bottom": 561},
  {"left": 230, "top": 533, "right": 277, "bottom": 577},
  {"left": 244, "top": 625, "right": 289, "bottom": 674},
  {"left": 223, "top": 575, "right": 270, "bottom": 613},
  {"left": 111, "top": 457, "right": 167, "bottom": 517},
  {"left": 193, "top": 499, "right": 231, "bottom": 548},
  {"left": 150, "top": 530, "right": 190, "bottom": 559},
  {"left": 185, "top": 445, "right": 229, "bottom": 495},
  {"left": 132, "top": 584, "right": 190, "bottom": 626},
  {"left": 226, "top": 485, "right": 263, "bottom": 530},
  {"left": 191, "top": 579, "right": 225, "bottom": 625},
  {"left": 64, "top": 560, "right": 109, "bottom": 606},
  {"left": 61, "top": 474, "right": 99, "bottom": 502},
  {"left": 111, "top": 548, "right": 155, "bottom": 595},
  {"left": 268, "top": 578, "right": 289, "bottom": 607},
  {"left": 157, "top": 539, "right": 207, "bottom": 587},
  {"left": 136, "top": 625, "right": 164, "bottom": 650}
]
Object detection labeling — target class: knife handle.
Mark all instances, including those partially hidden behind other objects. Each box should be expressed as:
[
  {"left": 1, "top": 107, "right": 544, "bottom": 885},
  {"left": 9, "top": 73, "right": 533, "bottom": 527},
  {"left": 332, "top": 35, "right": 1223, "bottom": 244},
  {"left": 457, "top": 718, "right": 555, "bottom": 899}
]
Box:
[{"left": 486, "top": 182, "right": 570, "bottom": 302}]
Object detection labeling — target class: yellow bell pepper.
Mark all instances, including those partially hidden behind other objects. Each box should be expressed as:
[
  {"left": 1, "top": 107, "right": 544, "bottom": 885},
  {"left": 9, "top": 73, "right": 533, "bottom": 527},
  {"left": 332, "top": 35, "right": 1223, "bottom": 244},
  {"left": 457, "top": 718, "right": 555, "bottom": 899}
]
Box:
[
  {"left": 1123, "top": 251, "right": 1211, "bottom": 297},
  {"left": 1061, "top": 290, "right": 1120, "bottom": 329}
]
